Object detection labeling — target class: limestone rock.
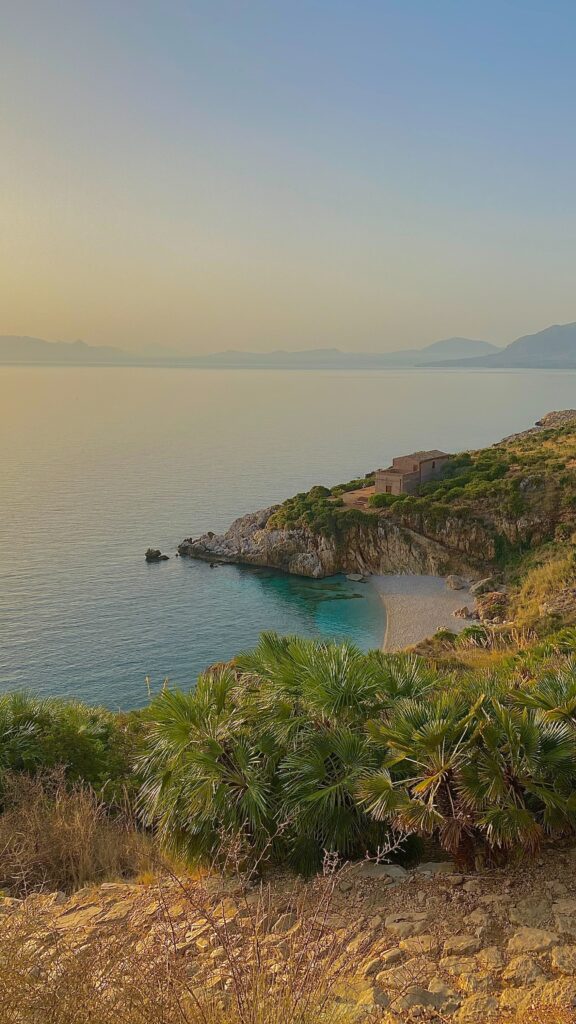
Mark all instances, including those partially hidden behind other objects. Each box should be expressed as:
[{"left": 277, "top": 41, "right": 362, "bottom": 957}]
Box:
[
  {"left": 399, "top": 933, "right": 439, "bottom": 955},
  {"left": 362, "top": 957, "right": 384, "bottom": 978},
  {"left": 455, "top": 994, "right": 498, "bottom": 1021},
  {"left": 553, "top": 898, "right": 576, "bottom": 938},
  {"left": 354, "top": 861, "right": 407, "bottom": 882},
  {"left": 439, "top": 955, "right": 478, "bottom": 977},
  {"left": 499, "top": 986, "right": 544, "bottom": 1014},
  {"left": 178, "top": 505, "right": 482, "bottom": 579},
  {"left": 415, "top": 861, "right": 455, "bottom": 875},
  {"left": 375, "top": 955, "right": 434, "bottom": 991},
  {"left": 428, "top": 977, "right": 461, "bottom": 1013},
  {"left": 390, "top": 985, "right": 445, "bottom": 1013},
  {"left": 443, "top": 935, "right": 481, "bottom": 957},
  {"left": 508, "top": 896, "right": 551, "bottom": 928},
  {"left": 550, "top": 944, "right": 576, "bottom": 974},
  {"left": 476, "top": 946, "right": 504, "bottom": 970},
  {"left": 446, "top": 575, "right": 466, "bottom": 590},
  {"left": 502, "top": 954, "right": 546, "bottom": 987},
  {"left": 538, "top": 976, "right": 576, "bottom": 1008},
  {"left": 379, "top": 947, "right": 405, "bottom": 967},
  {"left": 470, "top": 577, "right": 495, "bottom": 595},
  {"left": 454, "top": 605, "right": 473, "bottom": 619},
  {"left": 333, "top": 977, "right": 389, "bottom": 1009},
  {"left": 507, "top": 927, "right": 559, "bottom": 954},
  {"left": 271, "top": 912, "right": 297, "bottom": 934}
]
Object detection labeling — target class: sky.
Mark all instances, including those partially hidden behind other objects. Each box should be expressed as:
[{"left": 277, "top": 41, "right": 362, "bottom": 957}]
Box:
[{"left": 1, "top": 1, "right": 575, "bottom": 355}]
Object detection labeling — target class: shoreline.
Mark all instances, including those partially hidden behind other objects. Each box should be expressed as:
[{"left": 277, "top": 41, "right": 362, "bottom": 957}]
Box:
[{"left": 370, "top": 574, "right": 475, "bottom": 651}]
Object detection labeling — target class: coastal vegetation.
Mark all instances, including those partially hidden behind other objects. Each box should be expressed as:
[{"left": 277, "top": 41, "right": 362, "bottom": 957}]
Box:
[{"left": 4, "top": 633, "right": 576, "bottom": 886}]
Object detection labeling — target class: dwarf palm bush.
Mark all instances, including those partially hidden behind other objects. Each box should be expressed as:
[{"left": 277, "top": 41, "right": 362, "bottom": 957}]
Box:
[
  {"left": 138, "top": 634, "right": 576, "bottom": 871},
  {"left": 360, "top": 686, "right": 576, "bottom": 866},
  {"left": 137, "top": 667, "right": 280, "bottom": 866}
]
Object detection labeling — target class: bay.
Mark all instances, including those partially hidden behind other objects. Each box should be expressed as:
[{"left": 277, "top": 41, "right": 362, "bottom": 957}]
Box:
[{"left": 1, "top": 366, "right": 574, "bottom": 708}]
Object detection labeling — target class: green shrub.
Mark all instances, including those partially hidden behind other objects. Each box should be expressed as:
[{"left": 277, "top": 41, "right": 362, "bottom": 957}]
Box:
[
  {"left": 0, "top": 692, "right": 141, "bottom": 802},
  {"left": 137, "top": 633, "right": 576, "bottom": 872},
  {"left": 368, "top": 492, "right": 404, "bottom": 508}
]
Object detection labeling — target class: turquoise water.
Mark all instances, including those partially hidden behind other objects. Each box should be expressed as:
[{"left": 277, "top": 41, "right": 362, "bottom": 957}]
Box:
[{"left": 2, "top": 366, "right": 575, "bottom": 708}]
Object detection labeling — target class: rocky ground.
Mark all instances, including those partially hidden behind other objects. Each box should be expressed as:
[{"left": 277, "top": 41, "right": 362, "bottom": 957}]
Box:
[{"left": 5, "top": 847, "right": 576, "bottom": 1022}]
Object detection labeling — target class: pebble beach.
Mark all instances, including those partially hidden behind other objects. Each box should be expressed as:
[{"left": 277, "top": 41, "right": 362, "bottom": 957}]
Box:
[{"left": 371, "top": 574, "right": 475, "bottom": 651}]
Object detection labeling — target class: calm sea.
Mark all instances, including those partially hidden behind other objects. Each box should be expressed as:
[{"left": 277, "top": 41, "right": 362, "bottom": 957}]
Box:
[{"left": 2, "top": 366, "right": 575, "bottom": 709}]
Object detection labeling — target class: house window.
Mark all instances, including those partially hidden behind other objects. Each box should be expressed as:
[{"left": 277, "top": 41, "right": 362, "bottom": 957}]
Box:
[
  {"left": 385, "top": 485, "right": 392, "bottom": 494},
  {"left": 432, "top": 460, "right": 436, "bottom": 468},
  {"left": 413, "top": 464, "right": 418, "bottom": 471}
]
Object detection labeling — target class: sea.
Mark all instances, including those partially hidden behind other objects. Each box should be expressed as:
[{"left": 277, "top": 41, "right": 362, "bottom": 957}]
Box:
[{"left": 2, "top": 366, "right": 575, "bottom": 709}]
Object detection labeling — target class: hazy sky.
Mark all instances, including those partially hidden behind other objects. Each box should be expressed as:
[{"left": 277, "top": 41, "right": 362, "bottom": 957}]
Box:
[{"left": 1, "top": 1, "right": 575, "bottom": 354}]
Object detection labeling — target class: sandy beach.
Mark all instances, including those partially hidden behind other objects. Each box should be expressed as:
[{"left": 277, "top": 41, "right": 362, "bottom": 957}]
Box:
[{"left": 371, "top": 574, "right": 475, "bottom": 651}]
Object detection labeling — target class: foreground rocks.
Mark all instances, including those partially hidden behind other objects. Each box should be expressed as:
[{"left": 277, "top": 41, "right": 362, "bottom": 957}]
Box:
[{"left": 5, "top": 847, "right": 576, "bottom": 1021}]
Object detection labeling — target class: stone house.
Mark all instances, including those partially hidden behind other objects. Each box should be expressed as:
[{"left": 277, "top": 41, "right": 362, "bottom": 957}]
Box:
[{"left": 374, "top": 450, "right": 449, "bottom": 496}]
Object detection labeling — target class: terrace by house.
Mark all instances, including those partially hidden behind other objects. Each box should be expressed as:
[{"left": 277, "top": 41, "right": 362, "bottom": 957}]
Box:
[{"left": 375, "top": 450, "right": 449, "bottom": 496}]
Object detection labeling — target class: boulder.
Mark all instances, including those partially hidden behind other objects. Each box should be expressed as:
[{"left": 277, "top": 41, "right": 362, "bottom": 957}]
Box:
[
  {"left": 145, "top": 548, "right": 169, "bottom": 562},
  {"left": 502, "top": 955, "right": 546, "bottom": 987},
  {"left": 443, "top": 935, "right": 481, "bottom": 957},
  {"left": 353, "top": 861, "right": 407, "bottom": 882},
  {"left": 509, "top": 896, "right": 551, "bottom": 928},
  {"left": 499, "top": 986, "right": 544, "bottom": 1014},
  {"left": 399, "top": 933, "right": 439, "bottom": 955},
  {"left": 453, "top": 605, "right": 473, "bottom": 619},
  {"left": 427, "top": 977, "right": 461, "bottom": 1014},
  {"left": 550, "top": 945, "right": 576, "bottom": 974},
  {"left": 390, "top": 985, "right": 445, "bottom": 1012},
  {"left": 415, "top": 861, "right": 455, "bottom": 875},
  {"left": 469, "top": 577, "right": 496, "bottom": 595},
  {"left": 455, "top": 994, "right": 498, "bottom": 1021},
  {"left": 375, "top": 955, "right": 435, "bottom": 991},
  {"left": 446, "top": 575, "right": 466, "bottom": 590},
  {"left": 507, "top": 928, "right": 559, "bottom": 954}
]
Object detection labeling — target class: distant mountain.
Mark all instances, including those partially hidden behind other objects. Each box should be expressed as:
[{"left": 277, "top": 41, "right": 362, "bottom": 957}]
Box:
[
  {"left": 419, "top": 337, "right": 500, "bottom": 360},
  {"left": 432, "top": 322, "right": 576, "bottom": 369},
  {"left": 168, "top": 337, "right": 499, "bottom": 369},
  {"left": 0, "top": 335, "right": 499, "bottom": 368},
  {"left": 0, "top": 336, "right": 137, "bottom": 365}
]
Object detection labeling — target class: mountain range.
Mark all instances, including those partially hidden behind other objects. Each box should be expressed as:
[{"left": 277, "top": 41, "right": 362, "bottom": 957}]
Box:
[
  {"left": 0, "top": 334, "right": 499, "bottom": 368},
  {"left": 1, "top": 323, "right": 575, "bottom": 368}
]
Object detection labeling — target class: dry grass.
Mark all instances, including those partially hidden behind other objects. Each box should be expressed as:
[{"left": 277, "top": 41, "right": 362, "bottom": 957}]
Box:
[
  {"left": 0, "top": 771, "right": 154, "bottom": 896},
  {"left": 512, "top": 550, "right": 576, "bottom": 627},
  {"left": 0, "top": 870, "right": 366, "bottom": 1024}
]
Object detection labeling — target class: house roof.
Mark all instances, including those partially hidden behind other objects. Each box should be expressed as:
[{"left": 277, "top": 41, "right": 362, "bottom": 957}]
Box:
[
  {"left": 404, "top": 450, "right": 449, "bottom": 461},
  {"left": 377, "top": 450, "right": 450, "bottom": 475}
]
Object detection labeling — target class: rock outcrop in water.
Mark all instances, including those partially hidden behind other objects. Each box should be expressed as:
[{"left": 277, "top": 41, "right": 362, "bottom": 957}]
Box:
[{"left": 145, "top": 548, "right": 169, "bottom": 562}]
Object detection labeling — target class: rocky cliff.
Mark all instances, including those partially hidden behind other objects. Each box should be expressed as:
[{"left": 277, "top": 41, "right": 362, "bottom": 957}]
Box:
[
  {"left": 178, "top": 506, "right": 488, "bottom": 579},
  {"left": 179, "top": 413, "right": 575, "bottom": 580}
]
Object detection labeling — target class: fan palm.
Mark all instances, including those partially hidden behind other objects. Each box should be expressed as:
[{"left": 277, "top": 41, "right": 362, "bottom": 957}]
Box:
[
  {"left": 360, "top": 689, "right": 576, "bottom": 865},
  {"left": 137, "top": 668, "right": 280, "bottom": 865},
  {"left": 278, "top": 724, "right": 385, "bottom": 871},
  {"left": 360, "top": 692, "right": 481, "bottom": 864}
]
